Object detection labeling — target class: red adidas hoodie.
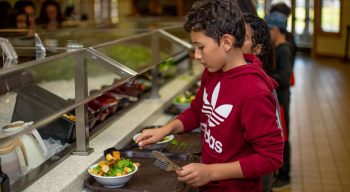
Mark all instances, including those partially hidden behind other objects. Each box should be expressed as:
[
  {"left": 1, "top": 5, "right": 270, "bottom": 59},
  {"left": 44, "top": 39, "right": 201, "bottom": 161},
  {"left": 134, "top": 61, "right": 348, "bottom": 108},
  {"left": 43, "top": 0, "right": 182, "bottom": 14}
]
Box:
[{"left": 177, "top": 54, "right": 284, "bottom": 192}]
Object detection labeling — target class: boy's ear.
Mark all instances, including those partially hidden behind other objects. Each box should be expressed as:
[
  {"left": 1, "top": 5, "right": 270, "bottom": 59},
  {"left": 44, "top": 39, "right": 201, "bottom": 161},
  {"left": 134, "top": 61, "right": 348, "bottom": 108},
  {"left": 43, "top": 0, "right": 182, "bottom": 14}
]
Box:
[
  {"left": 253, "top": 44, "right": 263, "bottom": 55},
  {"left": 220, "top": 34, "right": 235, "bottom": 51}
]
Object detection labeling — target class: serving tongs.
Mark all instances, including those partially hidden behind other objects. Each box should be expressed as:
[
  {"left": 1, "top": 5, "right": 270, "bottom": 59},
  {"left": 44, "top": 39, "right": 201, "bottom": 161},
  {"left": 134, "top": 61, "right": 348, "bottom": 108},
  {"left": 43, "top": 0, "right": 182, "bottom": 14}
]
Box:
[
  {"left": 121, "top": 151, "right": 200, "bottom": 162},
  {"left": 103, "top": 143, "right": 139, "bottom": 159}
]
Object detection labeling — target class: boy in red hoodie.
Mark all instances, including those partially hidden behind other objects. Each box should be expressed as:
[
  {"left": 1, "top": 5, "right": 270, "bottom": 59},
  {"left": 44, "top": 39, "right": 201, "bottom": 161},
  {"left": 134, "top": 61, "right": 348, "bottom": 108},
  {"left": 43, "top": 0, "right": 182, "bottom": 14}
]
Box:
[{"left": 136, "top": 0, "right": 284, "bottom": 191}]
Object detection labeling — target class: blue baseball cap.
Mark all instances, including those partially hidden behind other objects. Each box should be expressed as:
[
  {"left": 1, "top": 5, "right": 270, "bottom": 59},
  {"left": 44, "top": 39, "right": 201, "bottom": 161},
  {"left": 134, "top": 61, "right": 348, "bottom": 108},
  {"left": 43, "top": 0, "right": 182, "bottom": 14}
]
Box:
[{"left": 265, "top": 11, "right": 288, "bottom": 30}]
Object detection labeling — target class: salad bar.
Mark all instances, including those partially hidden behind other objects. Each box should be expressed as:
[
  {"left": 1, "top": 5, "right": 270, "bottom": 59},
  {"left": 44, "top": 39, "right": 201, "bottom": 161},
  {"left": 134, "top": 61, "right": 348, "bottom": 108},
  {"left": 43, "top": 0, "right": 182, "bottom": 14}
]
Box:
[{"left": 0, "top": 21, "right": 201, "bottom": 191}]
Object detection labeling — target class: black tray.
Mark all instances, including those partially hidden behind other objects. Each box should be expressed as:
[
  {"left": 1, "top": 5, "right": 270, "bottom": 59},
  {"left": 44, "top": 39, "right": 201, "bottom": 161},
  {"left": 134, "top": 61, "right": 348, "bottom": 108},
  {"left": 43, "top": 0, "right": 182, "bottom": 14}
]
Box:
[
  {"left": 85, "top": 133, "right": 201, "bottom": 192},
  {"left": 85, "top": 157, "right": 195, "bottom": 192}
]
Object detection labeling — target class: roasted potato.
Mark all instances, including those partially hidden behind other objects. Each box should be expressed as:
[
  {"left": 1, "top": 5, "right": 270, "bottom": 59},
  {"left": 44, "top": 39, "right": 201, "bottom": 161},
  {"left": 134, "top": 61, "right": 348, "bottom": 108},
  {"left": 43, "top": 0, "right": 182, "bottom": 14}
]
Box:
[{"left": 112, "top": 151, "right": 120, "bottom": 160}]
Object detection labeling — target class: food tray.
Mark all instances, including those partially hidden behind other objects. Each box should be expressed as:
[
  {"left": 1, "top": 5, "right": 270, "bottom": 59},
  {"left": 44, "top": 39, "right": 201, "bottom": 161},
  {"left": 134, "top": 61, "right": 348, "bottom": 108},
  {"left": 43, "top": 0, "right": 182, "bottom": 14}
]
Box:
[
  {"left": 85, "top": 157, "right": 196, "bottom": 192},
  {"left": 85, "top": 133, "right": 201, "bottom": 192}
]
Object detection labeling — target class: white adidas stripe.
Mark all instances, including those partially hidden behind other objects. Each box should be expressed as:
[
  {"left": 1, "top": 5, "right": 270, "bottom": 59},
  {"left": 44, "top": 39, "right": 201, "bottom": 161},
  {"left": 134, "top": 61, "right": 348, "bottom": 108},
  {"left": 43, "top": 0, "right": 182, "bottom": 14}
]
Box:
[
  {"left": 211, "top": 111, "right": 224, "bottom": 122},
  {"left": 201, "top": 109, "right": 212, "bottom": 114},
  {"left": 209, "top": 116, "right": 220, "bottom": 125},
  {"left": 203, "top": 104, "right": 212, "bottom": 110},
  {"left": 201, "top": 82, "right": 233, "bottom": 128}
]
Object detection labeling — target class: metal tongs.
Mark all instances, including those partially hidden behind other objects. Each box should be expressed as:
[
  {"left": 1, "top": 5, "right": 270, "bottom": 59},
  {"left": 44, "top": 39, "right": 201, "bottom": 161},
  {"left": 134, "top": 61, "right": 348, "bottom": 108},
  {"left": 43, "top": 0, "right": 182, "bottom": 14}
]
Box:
[
  {"left": 103, "top": 143, "right": 139, "bottom": 159},
  {"left": 152, "top": 150, "right": 182, "bottom": 171}
]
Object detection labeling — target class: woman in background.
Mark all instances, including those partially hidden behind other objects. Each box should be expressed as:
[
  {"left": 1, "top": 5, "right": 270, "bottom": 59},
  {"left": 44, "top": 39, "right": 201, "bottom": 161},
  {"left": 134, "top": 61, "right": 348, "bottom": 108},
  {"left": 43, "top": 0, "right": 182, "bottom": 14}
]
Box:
[
  {"left": 38, "top": 0, "right": 64, "bottom": 29},
  {"left": 14, "top": 0, "right": 37, "bottom": 29}
]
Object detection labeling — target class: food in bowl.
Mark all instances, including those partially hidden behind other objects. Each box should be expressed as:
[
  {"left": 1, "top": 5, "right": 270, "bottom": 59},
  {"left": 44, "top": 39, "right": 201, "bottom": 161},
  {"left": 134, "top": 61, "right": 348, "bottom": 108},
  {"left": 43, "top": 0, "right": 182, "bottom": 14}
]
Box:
[
  {"left": 133, "top": 132, "right": 174, "bottom": 150},
  {"left": 173, "top": 95, "right": 195, "bottom": 112},
  {"left": 88, "top": 151, "right": 140, "bottom": 188},
  {"left": 174, "top": 95, "right": 195, "bottom": 104}
]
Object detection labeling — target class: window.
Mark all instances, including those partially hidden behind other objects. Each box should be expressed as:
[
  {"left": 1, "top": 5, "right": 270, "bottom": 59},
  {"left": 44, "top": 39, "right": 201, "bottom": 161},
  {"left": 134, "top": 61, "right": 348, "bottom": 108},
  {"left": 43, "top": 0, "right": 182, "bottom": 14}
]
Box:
[
  {"left": 256, "top": 0, "right": 265, "bottom": 18},
  {"left": 318, "top": 0, "right": 341, "bottom": 34}
]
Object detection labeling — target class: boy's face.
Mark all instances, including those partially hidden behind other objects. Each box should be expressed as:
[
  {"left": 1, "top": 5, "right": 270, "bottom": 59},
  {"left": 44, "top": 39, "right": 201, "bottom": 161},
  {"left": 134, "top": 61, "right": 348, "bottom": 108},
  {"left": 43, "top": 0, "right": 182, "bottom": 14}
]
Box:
[
  {"left": 24, "top": 6, "right": 36, "bottom": 27},
  {"left": 190, "top": 31, "right": 227, "bottom": 72},
  {"left": 269, "top": 27, "right": 278, "bottom": 44},
  {"left": 16, "top": 14, "right": 27, "bottom": 29},
  {"left": 47, "top": 5, "right": 58, "bottom": 21},
  {"left": 242, "top": 24, "right": 254, "bottom": 54},
  {"left": 242, "top": 24, "right": 262, "bottom": 56}
]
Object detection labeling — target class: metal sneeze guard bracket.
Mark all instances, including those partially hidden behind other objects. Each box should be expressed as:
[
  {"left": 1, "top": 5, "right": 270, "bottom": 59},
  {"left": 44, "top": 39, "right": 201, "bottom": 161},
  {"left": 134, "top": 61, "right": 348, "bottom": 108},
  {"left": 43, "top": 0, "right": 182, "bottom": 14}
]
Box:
[
  {"left": 73, "top": 53, "right": 93, "bottom": 155},
  {"left": 0, "top": 37, "right": 18, "bottom": 68},
  {"left": 34, "top": 33, "right": 46, "bottom": 60}
]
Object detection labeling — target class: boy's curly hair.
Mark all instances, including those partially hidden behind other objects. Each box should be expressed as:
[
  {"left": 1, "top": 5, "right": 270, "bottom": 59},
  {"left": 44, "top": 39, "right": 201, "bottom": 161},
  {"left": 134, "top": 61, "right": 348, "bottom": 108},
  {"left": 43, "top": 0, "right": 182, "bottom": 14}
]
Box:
[
  {"left": 184, "top": 0, "right": 245, "bottom": 48},
  {"left": 243, "top": 13, "right": 273, "bottom": 70}
]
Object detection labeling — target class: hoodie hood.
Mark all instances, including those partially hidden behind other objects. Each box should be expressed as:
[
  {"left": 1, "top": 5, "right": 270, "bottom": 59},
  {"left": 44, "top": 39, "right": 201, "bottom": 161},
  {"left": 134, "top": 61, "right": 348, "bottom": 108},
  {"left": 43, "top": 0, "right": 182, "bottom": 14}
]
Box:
[{"left": 216, "top": 54, "right": 278, "bottom": 91}]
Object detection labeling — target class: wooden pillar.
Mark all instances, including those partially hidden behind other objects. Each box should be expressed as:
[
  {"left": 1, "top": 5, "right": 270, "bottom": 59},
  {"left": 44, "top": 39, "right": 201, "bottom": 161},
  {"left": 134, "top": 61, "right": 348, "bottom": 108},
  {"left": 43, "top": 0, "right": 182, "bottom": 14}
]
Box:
[{"left": 176, "top": 0, "right": 185, "bottom": 17}]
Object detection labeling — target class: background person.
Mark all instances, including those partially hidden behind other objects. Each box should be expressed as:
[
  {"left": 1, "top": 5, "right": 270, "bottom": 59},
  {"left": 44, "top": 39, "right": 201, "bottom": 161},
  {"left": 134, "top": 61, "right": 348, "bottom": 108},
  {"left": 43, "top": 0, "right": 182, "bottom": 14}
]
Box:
[
  {"left": 38, "top": 0, "right": 64, "bottom": 29},
  {"left": 269, "top": 2, "right": 297, "bottom": 86},
  {"left": 0, "top": 1, "right": 11, "bottom": 29},
  {"left": 14, "top": 0, "right": 37, "bottom": 29},
  {"left": 266, "top": 11, "right": 293, "bottom": 191},
  {"left": 242, "top": 13, "right": 274, "bottom": 192}
]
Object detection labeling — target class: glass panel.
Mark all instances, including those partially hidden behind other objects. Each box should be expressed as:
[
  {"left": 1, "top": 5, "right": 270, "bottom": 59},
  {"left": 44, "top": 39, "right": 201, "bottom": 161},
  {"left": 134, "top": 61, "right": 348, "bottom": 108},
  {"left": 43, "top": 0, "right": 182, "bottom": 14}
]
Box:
[
  {"left": 86, "top": 56, "right": 123, "bottom": 95},
  {"left": 0, "top": 18, "right": 183, "bottom": 53},
  {"left": 0, "top": 46, "right": 136, "bottom": 185},
  {"left": 93, "top": 32, "right": 187, "bottom": 73},
  {"left": 0, "top": 54, "right": 77, "bottom": 132},
  {"left": 164, "top": 27, "right": 191, "bottom": 43},
  {"left": 37, "top": 28, "right": 137, "bottom": 48},
  {"left": 158, "top": 33, "right": 187, "bottom": 60},
  {"left": 0, "top": 35, "right": 68, "bottom": 67},
  {"left": 94, "top": 38, "right": 152, "bottom": 73},
  {"left": 321, "top": 0, "right": 340, "bottom": 33},
  {"left": 0, "top": 49, "right": 132, "bottom": 132},
  {"left": 28, "top": 55, "right": 77, "bottom": 100}
]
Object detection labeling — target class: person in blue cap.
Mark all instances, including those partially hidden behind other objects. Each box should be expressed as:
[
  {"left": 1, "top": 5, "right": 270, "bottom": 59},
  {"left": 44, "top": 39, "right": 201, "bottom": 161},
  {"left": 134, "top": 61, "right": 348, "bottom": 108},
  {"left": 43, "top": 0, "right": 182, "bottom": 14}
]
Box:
[
  {"left": 265, "top": 11, "right": 293, "bottom": 191},
  {"left": 270, "top": 2, "right": 297, "bottom": 88}
]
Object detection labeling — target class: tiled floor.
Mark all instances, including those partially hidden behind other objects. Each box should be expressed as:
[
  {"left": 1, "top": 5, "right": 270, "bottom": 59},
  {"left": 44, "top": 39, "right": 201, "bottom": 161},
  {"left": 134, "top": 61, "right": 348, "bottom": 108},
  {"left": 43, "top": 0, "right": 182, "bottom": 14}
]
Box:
[{"left": 285, "top": 54, "right": 350, "bottom": 192}]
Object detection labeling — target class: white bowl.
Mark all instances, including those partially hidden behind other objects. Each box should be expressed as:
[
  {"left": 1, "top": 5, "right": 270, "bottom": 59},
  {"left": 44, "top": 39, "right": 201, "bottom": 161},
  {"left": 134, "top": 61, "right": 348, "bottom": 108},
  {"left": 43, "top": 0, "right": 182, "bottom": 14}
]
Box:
[
  {"left": 88, "top": 163, "right": 138, "bottom": 188},
  {"left": 133, "top": 133, "right": 174, "bottom": 150}
]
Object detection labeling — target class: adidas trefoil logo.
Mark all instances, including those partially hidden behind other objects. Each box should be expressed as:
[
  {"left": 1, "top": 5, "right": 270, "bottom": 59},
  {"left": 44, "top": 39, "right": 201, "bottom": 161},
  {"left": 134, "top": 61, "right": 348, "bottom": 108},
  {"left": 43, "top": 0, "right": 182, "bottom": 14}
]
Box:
[{"left": 202, "top": 82, "right": 233, "bottom": 127}]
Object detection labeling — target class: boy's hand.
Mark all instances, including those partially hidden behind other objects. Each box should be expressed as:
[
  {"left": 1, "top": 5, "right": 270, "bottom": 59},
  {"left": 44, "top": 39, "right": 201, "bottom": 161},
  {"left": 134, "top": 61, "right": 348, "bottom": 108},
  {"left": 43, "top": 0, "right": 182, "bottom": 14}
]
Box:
[
  {"left": 135, "top": 127, "right": 167, "bottom": 147},
  {"left": 176, "top": 163, "right": 212, "bottom": 187}
]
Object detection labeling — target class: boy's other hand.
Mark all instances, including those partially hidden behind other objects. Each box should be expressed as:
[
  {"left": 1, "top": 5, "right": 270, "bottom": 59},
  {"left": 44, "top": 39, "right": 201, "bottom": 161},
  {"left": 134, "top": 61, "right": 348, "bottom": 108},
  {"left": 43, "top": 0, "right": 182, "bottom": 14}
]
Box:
[
  {"left": 176, "top": 163, "right": 212, "bottom": 187},
  {"left": 135, "top": 127, "right": 166, "bottom": 147}
]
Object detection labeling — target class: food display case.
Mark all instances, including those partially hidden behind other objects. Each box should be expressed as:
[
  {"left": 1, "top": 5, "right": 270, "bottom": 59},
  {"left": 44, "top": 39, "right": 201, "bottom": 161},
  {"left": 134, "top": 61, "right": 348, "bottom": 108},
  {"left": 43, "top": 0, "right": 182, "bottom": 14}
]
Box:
[
  {"left": 0, "top": 23, "right": 200, "bottom": 191},
  {"left": 0, "top": 18, "right": 185, "bottom": 70}
]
